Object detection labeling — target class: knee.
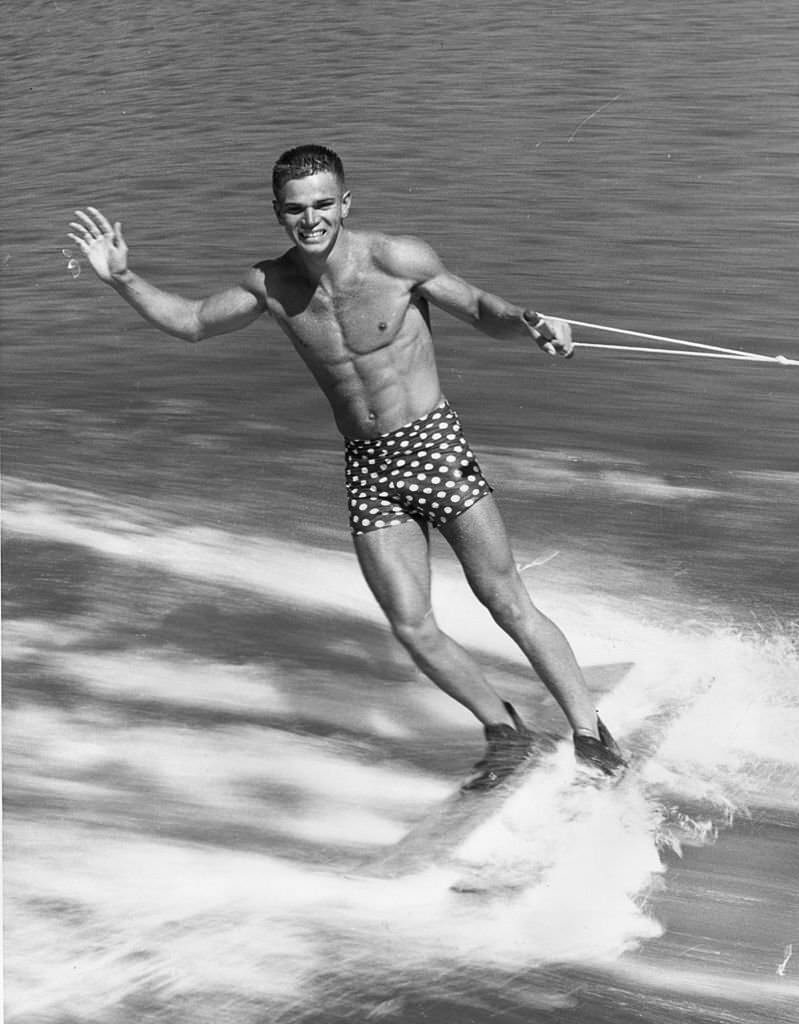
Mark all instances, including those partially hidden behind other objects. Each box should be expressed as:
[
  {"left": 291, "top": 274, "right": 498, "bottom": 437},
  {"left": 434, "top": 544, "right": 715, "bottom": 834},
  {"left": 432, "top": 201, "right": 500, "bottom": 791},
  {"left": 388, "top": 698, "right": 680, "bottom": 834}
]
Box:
[
  {"left": 474, "top": 571, "right": 533, "bottom": 630},
  {"left": 390, "top": 610, "right": 442, "bottom": 656}
]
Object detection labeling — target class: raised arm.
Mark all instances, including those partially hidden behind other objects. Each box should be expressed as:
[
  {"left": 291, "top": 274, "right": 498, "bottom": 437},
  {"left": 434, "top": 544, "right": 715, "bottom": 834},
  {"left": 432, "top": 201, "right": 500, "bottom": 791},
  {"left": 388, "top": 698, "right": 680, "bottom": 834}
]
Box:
[
  {"left": 386, "top": 236, "right": 572, "bottom": 357},
  {"left": 68, "top": 207, "right": 265, "bottom": 342}
]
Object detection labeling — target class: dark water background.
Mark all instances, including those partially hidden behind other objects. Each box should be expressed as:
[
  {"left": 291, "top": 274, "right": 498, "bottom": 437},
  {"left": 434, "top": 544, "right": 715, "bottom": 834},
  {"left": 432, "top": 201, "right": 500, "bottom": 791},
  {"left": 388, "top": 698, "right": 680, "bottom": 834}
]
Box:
[
  {"left": 5, "top": 0, "right": 799, "bottom": 618},
  {"left": 3, "top": 2, "right": 799, "bottom": 1022}
]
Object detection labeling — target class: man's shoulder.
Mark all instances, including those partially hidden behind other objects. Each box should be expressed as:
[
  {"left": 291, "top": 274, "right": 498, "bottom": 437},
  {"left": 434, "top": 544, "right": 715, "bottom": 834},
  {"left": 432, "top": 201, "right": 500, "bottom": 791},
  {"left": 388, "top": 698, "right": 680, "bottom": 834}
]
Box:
[
  {"left": 245, "top": 250, "right": 295, "bottom": 292},
  {"left": 250, "top": 249, "right": 295, "bottom": 276},
  {"left": 360, "top": 230, "right": 442, "bottom": 281}
]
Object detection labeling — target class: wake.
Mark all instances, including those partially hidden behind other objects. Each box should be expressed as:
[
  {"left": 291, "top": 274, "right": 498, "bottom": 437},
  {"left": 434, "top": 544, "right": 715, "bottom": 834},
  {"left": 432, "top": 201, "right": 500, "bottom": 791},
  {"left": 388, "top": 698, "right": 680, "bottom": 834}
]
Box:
[{"left": 4, "top": 477, "right": 799, "bottom": 1022}]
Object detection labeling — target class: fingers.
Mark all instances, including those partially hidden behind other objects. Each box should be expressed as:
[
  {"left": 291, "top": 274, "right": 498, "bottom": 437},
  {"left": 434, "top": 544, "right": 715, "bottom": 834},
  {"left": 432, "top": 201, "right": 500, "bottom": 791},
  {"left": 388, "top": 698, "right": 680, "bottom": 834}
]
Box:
[
  {"left": 68, "top": 207, "right": 115, "bottom": 245},
  {"left": 72, "top": 208, "right": 102, "bottom": 237},
  {"left": 88, "top": 206, "right": 114, "bottom": 234},
  {"left": 556, "top": 330, "right": 575, "bottom": 359},
  {"left": 539, "top": 317, "right": 574, "bottom": 359},
  {"left": 542, "top": 336, "right": 574, "bottom": 358},
  {"left": 523, "top": 310, "right": 575, "bottom": 358}
]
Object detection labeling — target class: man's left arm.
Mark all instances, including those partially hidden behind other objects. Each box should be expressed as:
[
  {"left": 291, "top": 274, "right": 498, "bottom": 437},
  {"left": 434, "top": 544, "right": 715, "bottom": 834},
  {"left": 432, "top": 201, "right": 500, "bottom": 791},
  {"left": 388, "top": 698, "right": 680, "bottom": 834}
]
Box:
[{"left": 401, "top": 238, "right": 573, "bottom": 357}]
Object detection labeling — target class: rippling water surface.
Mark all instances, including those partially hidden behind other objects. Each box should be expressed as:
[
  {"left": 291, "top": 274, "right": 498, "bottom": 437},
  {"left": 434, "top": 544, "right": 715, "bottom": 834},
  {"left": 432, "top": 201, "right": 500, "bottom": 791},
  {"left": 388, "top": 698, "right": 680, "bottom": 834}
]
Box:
[{"left": 4, "top": 2, "right": 799, "bottom": 1022}]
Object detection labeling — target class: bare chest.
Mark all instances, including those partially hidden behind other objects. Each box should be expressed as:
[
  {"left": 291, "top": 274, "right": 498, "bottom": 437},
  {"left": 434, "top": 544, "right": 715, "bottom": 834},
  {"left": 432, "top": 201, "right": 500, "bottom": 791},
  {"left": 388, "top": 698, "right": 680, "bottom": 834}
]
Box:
[{"left": 272, "top": 270, "right": 414, "bottom": 359}]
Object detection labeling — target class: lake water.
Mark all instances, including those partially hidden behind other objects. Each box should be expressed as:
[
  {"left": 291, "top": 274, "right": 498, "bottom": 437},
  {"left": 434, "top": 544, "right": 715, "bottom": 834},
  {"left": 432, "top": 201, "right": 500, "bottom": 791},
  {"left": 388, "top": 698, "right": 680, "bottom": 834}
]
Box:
[{"left": 3, "top": 2, "right": 798, "bottom": 1022}]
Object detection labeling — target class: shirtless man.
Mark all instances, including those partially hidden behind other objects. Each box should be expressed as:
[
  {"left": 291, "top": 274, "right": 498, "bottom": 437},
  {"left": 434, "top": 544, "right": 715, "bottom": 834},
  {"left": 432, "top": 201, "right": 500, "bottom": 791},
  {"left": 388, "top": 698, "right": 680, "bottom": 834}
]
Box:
[{"left": 68, "top": 143, "right": 625, "bottom": 788}]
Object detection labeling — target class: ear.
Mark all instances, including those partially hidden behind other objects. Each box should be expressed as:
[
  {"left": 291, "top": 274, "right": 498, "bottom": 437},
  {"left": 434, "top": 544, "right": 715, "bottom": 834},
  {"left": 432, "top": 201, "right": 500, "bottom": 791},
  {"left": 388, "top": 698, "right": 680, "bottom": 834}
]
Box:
[
  {"left": 341, "top": 190, "right": 352, "bottom": 219},
  {"left": 272, "top": 199, "right": 284, "bottom": 224}
]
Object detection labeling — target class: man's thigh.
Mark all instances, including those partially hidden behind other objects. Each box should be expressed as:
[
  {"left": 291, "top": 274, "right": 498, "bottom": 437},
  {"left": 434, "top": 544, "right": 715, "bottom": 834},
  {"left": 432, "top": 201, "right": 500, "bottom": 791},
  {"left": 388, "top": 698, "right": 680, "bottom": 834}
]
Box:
[
  {"left": 353, "top": 519, "right": 433, "bottom": 625},
  {"left": 439, "top": 494, "right": 518, "bottom": 590}
]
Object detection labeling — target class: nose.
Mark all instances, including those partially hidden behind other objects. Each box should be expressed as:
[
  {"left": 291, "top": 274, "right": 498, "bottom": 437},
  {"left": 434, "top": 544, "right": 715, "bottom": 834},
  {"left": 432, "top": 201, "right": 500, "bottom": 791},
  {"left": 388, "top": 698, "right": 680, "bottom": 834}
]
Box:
[{"left": 301, "top": 206, "right": 318, "bottom": 226}]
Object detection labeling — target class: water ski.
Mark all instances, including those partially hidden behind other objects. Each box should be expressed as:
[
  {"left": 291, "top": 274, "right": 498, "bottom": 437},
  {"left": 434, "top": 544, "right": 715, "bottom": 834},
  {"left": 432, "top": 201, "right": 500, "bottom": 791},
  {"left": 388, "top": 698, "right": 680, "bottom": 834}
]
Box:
[
  {"left": 361, "top": 730, "right": 562, "bottom": 880},
  {"left": 359, "top": 661, "right": 635, "bottom": 885},
  {"left": 447, "top": 694, "right": 705, "bottom": 896}
]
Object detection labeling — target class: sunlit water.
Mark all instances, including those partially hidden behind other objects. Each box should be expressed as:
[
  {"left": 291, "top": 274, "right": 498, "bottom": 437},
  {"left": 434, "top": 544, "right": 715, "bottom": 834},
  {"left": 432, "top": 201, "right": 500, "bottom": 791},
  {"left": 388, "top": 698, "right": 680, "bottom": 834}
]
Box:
[{"left": 4, "top": 1, "right": 799, "bottom": 1022}]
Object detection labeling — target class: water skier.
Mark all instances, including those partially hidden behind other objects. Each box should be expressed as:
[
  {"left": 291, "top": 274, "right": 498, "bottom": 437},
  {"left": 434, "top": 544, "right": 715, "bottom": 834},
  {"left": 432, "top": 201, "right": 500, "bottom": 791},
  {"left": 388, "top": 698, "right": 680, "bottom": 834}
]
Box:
[{"left": 68, "top": 144, "right": 625, "bottom": 788}]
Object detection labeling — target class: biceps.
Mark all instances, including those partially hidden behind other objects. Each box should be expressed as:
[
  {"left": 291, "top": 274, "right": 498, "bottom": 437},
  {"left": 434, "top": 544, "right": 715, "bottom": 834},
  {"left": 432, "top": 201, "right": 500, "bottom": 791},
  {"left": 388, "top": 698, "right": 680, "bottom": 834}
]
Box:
[
  {"left": 197, "top": 286, "right": 265, "bottom": 337},
  {"left": 417, "top": 272, "right": 482, "bottom": 322}
]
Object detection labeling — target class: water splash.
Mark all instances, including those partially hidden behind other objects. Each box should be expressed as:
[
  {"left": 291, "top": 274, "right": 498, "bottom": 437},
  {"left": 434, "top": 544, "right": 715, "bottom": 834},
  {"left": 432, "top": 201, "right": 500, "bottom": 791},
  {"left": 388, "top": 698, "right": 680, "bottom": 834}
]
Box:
[
  {"left": 4, "top": 478, "right": 799, "bottom": 1023},
  {"left": 61, "top": 246, "right": 81, "bottom": 278}
]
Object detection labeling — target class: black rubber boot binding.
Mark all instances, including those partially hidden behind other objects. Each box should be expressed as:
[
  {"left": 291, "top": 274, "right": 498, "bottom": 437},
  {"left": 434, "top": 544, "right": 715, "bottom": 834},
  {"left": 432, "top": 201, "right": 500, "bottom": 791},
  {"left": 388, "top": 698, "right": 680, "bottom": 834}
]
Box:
[
  {"left": 462, "top": 701, "right": 535, "bottom": 792},
  {"left": 573, "top": 715, "right": 627, "bottom": 776}
]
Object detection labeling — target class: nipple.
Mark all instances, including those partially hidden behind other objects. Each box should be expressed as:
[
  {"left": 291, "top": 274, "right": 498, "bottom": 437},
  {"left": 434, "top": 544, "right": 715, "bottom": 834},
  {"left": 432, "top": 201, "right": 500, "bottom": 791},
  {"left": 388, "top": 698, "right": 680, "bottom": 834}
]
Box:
[{"left": 378, "top": 321, "right": 387, "bottom": 331}]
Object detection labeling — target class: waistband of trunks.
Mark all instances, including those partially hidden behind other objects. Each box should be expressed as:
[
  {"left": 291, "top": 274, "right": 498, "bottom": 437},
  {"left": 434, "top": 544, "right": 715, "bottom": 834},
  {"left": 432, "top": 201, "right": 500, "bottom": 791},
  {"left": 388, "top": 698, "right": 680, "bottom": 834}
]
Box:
[{"left": 344, "top": 398, "right": 453, "bottom": 452}]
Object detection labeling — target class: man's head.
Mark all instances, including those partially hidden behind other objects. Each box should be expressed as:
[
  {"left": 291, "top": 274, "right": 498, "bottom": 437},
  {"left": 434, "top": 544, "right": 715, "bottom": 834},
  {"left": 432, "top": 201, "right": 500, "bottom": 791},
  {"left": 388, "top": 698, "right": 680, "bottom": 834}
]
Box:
[
  {"left": 271, "top": 144, "right": 345, "bottom": 199},
  {"left": 272, "top": 145, "right": 351, "bottom": 256}
]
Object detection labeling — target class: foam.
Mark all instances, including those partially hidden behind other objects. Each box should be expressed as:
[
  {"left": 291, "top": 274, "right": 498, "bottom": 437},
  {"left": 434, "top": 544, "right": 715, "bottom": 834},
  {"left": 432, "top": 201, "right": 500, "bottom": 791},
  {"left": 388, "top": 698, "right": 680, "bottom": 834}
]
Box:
[{"left": 5, "top": 477, "right": 799, "bottom": 1021}]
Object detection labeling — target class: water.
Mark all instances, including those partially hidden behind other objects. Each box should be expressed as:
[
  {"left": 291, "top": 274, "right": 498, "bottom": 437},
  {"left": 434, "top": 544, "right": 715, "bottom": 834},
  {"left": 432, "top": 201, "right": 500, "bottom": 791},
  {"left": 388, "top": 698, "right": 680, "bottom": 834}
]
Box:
[{"left": 3, "top": 1, "right": 799, "bottom": 1022}]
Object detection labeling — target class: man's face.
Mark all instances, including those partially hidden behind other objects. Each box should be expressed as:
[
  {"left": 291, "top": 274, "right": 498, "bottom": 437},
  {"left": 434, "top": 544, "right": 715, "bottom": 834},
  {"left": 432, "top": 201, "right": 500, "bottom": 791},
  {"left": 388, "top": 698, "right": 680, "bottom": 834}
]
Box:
[{"left": 273, "top": 171, "right": 351, "bottom": 254}]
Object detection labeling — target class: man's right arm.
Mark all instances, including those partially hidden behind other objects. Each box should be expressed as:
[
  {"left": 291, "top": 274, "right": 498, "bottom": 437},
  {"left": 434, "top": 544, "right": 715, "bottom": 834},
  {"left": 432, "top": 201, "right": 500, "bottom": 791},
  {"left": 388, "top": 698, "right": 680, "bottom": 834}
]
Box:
[{"left": 68, "top": 207, "right": 266, "bottom": 342}]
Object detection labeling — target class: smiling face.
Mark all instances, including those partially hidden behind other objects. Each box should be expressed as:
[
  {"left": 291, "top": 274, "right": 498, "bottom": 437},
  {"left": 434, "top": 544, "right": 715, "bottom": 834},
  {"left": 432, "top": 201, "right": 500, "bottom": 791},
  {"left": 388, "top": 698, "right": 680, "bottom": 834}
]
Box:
[{"left": 273, "top": 171, "right": 351, "bottom": 258}]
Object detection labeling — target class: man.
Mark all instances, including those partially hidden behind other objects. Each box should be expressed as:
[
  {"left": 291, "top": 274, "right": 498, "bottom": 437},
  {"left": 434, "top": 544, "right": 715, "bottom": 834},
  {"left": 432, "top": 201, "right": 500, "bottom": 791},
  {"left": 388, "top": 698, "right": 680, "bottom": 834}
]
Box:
[{"left": 68, "top": 144, "right": 625, "bottom": 789}]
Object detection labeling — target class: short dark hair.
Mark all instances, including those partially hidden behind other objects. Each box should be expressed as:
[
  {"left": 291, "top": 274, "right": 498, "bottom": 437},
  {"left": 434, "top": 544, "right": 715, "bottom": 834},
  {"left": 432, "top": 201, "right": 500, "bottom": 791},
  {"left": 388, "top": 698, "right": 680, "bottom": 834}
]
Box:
[{"left": 272, "top": 144, "right": 345, "bottom": 197}]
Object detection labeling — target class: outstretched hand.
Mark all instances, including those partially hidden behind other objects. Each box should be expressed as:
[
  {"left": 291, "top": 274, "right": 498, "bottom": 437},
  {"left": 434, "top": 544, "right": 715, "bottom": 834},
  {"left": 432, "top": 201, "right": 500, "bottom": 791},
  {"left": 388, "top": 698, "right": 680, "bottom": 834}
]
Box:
[
  {"left": 68, "top": 207, "right": 128, "bottom": 283},
  {"left": 522, "top": 310, "right": 574, "bottom": 358}
]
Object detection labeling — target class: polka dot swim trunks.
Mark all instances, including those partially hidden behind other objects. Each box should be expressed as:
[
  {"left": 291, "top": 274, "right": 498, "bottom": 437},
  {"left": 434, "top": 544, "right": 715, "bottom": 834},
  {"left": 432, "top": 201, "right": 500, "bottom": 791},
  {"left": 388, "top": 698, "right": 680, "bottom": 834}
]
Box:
[{"left": 344, "top": 400, "right": 493, "bottom": 535}]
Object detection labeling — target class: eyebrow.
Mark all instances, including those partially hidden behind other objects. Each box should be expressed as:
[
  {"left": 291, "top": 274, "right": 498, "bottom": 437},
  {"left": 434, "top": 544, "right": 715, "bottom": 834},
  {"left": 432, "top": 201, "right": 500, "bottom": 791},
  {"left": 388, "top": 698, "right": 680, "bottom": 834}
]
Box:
[{"left": 281, "top": 197, "right": 337, "bottom": 209}]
